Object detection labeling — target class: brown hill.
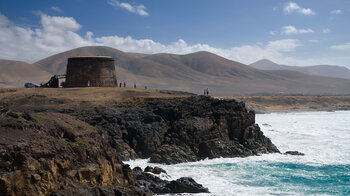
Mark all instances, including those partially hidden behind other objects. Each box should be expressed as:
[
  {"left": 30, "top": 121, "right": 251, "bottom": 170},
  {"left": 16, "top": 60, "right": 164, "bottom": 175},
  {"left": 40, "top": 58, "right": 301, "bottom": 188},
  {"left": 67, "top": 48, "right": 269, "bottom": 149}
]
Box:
[
  {"left": 0, "top": 60, "right": 51, "bottom": 88},
  {"left": 250, "top": 59, "right": 350, "bottom": 79},
  {"left": 3, "top": 46, "right": 350, "bottom": 95}
]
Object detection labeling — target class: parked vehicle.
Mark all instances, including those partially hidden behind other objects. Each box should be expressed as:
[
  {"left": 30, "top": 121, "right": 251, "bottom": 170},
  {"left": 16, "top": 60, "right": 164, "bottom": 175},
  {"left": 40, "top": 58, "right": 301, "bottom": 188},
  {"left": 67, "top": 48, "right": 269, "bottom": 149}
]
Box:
[{"left": 24, "top": 83, "right": 40, "bottom": 88}]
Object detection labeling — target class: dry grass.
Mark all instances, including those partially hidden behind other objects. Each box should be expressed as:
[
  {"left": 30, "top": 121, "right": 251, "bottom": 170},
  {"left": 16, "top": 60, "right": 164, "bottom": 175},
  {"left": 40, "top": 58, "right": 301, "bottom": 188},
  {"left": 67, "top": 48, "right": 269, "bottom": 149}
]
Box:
[
  {"left": 0, "top": 87, "right": 191, "bottom": 107},
  {"left": 2, "top": 88, "right": 350, "bottom": 113}
]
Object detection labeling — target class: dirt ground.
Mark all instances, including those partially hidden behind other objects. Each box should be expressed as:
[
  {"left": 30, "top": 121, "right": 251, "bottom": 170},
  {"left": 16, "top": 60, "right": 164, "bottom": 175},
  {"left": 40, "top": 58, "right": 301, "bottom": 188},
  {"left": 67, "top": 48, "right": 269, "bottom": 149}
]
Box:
[
  {"left": 0, "top": 87, "right": 191, "bottom": 106},
  {"left": 1, "top": 88, "right": 350, "bottom": 113}
]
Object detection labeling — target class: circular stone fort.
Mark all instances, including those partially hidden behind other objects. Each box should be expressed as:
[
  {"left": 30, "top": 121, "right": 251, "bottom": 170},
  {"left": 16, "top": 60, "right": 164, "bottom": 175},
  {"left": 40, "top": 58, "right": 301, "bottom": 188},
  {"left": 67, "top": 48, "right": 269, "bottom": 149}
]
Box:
[{"left": 65, "top": 56, "right": 117, "bottom": 87}]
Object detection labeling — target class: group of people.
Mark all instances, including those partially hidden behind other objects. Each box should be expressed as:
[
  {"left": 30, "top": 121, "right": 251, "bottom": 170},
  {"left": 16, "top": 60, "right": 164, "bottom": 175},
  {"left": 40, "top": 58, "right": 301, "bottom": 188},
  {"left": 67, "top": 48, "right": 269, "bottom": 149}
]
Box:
[
  {"left": 118, "top": 81, "right": 147, "bottom": 89},
  {"left": 119, "top": 82, "right": 126, "bottom": 88},
  {"left": 204, "top": 88, "right": 209, "bottom": 95}
]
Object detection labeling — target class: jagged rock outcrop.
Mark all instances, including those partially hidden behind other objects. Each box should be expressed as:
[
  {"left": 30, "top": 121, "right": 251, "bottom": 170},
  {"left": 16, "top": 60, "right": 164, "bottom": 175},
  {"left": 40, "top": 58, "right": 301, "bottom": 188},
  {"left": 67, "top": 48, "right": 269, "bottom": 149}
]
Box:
[
  {"left": 132, "top": 166, "right": 209, "bottom": 194},
  {"left": 78, "top": 96, "right": 279, "bottom": 164}
]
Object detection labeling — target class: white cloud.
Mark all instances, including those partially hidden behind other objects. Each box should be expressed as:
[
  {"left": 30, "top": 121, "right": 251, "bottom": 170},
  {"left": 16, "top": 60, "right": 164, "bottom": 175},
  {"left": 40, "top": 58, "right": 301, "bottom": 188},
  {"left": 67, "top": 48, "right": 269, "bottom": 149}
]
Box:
[
  {"left": 330, "top": 9, "right": 342, "bottom": 15},
  {"left": 322, "top": 28, "right": 330, "bottom": 33},
  {"left": 284, "top": 2, "right": 315, "bottom": 15},
  {"left": 0, "top": 13, "right": 93, "bottom": 62},
  {"left": 266, "top": 39, "right": 301, "bottom": 52},
  {"left": 282, "top": 25, "right": 314, "bottom": 35},
  {"left": 108, "top": 0, "right": 149, "bottom": 16},
  {"left": 40, "top": 14, "right": 81, "bottom": 32},
  {"left": 0, "top": 13, "right": 333, "bottom": 67},
  {"left": 330, "top": 42, "right": 350, "bottom": 51},
  {"left": 269, "top": 31, "right": 276, "bottom": 36},
  {"left": 51, "top": 6, "right": 63, "bottom": 13}
]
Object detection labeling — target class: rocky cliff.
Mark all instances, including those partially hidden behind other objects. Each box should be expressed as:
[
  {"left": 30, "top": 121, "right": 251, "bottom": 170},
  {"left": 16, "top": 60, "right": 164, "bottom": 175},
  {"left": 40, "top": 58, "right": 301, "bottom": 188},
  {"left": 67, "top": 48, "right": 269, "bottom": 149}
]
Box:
[
  {"left": 0, "top": 112, "right": 147, "bottom": 195},
  {"left": 76, "top": 96, "right": 279, "bottom": 164},
  {"left": 0, "top": 91, "right": 279, "bottom": 195}
]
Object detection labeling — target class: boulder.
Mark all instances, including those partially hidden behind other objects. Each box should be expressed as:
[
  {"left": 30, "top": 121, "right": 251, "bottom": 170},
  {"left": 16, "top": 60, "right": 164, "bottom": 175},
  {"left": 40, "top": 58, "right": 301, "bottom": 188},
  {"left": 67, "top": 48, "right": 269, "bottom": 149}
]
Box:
[
  {"left": 132, "top": 167, "right": 209, "bottom": 194},
  {"left": 284, "top": 151, "right": 305, "bottom": 156}
]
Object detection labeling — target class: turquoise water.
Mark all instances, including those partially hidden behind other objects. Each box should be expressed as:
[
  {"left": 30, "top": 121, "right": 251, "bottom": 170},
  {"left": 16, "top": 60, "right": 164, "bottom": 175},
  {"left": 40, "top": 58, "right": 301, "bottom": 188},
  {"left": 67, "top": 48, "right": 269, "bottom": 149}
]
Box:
[
  {"left": 194, "top": 162, "right": 350, "bottom": 195},
  {"left": 126, "top": 111, "right": 350, "bottom": 196}
]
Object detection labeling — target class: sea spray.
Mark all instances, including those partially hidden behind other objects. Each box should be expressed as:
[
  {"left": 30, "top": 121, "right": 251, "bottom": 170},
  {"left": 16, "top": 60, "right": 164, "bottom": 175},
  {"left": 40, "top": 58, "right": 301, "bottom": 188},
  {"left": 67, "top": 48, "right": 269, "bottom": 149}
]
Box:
[{"left": 125, "top": 111, "right": 350, "bottom": 195}]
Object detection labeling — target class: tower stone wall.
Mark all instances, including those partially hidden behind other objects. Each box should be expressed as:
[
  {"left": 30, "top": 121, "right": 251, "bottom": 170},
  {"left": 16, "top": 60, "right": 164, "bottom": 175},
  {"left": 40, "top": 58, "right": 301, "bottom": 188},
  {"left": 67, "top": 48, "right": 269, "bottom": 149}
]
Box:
[{"left": 65, "top": 56, "right": 117, "bottom": 87}]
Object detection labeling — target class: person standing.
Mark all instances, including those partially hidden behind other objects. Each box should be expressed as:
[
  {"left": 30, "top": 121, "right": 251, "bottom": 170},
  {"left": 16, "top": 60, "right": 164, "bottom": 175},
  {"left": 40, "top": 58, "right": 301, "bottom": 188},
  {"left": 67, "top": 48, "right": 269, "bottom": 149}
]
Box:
[
  {"left": 123, "top": 82, "right": 126, "bottom": 88},
  {"left": 206, "top": 88, "right": 209, "bottom": 95}
]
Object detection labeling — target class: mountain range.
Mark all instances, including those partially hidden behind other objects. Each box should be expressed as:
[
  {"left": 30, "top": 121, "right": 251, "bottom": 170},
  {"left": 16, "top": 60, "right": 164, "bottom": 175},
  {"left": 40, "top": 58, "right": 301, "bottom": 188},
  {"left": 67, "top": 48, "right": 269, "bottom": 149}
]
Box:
[
  {"left": 1, "top": 46, "right": 350, "bottom": 95},
  {"left": 250, "top": 59, "right": 350, "bottom": 79}
]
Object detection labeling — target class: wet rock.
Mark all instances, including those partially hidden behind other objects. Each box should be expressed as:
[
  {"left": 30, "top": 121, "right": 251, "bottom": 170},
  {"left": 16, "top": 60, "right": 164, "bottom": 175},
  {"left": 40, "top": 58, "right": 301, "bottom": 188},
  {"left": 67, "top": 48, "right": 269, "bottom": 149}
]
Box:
[
  {"left": 133, "top": 167, "right": 209, "bottom": 194},
  {"left": 144, "top": 166, "right": 167, "bottom": 175},
  {"left": 284, "top": 151, "right": 305, "bottom": 156},
  {"left": 153, "top": 167, "right": 166, "bottom": 175},
  {"left": 165, "top": 177, "right": 209, "bottom": 194}
]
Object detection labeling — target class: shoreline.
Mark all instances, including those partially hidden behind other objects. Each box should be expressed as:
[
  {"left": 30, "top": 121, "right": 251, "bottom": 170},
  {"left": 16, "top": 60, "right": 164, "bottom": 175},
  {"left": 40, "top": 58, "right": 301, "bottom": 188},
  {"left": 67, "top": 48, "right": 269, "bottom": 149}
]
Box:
[
  {"left": 254, "top": 108, "right": 350, "bottom": 114},
  {"left": 222, "top": 95, "right": 350, "bottom": 114}
]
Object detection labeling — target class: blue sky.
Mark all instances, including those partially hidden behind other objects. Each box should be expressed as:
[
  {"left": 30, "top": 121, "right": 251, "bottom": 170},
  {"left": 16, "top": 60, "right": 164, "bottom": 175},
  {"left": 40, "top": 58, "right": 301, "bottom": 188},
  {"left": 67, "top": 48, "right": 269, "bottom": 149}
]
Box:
[{"left": 0, "top": 0, "right": 349, "bottom": 67}]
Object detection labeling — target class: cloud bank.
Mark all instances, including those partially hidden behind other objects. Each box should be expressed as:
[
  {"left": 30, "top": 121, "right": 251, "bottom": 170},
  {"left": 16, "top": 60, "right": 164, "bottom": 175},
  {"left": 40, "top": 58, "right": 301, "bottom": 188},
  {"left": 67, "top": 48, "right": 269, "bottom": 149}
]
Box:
[{"left": 0, "top": 13, "right": 328, "bottom": 66}]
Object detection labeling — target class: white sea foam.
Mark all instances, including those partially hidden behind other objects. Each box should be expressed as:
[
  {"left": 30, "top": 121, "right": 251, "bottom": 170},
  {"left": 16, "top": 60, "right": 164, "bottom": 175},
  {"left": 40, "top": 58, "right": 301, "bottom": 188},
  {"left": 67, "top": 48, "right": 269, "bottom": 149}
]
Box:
[{"left": 125, "top": 111, "right": 350, "bottom": 196}]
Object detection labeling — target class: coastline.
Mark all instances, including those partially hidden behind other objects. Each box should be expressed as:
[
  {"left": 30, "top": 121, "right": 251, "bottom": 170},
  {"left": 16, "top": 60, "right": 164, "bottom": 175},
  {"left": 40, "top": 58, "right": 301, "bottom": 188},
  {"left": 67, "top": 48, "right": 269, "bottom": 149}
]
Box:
[
  {"left": 221, "top": 95, "right": 350, "bottom": 113},
  {"left": 0, "top": 88, "right": 277, "bottom": 195}
]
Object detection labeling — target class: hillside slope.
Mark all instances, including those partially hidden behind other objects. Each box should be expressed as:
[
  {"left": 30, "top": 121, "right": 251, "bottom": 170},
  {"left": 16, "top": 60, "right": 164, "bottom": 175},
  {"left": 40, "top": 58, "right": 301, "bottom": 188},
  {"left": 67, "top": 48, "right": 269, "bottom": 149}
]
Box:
[
  {"left": 2, "top": 46, "right": 350, "bottom": 95},
  {"left": 0, "top": 60, "right": 50, "bottom": 88},
  {"left": 250, "top": 59, "right": 350, "bottom": 79}
]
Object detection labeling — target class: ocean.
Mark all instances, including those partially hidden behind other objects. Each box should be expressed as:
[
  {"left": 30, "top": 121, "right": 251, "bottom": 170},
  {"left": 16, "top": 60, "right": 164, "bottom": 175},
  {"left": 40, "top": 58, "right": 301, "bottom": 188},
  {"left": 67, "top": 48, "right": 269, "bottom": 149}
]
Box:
[{"left": 125, "top": 111, "right": 350, "bottom": 196}]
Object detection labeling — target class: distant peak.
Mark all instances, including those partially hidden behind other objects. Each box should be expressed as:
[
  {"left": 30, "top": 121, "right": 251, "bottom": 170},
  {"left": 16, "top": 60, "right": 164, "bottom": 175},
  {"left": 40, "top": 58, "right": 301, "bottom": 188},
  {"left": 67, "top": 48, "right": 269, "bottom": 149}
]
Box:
[
  {"left": 254, "top": 59, "right": 275, "bottom": 64},
  {"left": 187, "top": 51, "right": 216, "bottom": 56}
]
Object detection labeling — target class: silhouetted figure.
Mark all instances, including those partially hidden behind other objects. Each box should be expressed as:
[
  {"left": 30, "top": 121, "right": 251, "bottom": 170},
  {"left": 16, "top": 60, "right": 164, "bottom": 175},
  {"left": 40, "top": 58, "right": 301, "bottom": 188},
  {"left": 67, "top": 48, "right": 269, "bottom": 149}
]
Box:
[
  {"left": 206, "top": 88, "right": 209, "bottom": 95},
  {"left": 123, "top": 82, "right": 126, "bottom": 88},
  {"left": 204, "top": 89, "right": 206, "bottom": 95},
  {"left": 119, "top": 82, "right": 122, "bottom": 88},
  {"left": 134, "top": 83, "right": 136, "bottom": 88},
  {"left": 145, "top": 86, "right": 147, "bottom": 89}
]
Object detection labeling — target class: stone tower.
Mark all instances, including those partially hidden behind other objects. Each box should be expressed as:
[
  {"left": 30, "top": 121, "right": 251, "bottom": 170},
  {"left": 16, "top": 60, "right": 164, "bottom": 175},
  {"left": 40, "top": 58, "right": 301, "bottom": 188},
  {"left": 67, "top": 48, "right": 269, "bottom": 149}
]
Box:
[{"left": 65, "top": 56, "right": 117, "bottom": 87}]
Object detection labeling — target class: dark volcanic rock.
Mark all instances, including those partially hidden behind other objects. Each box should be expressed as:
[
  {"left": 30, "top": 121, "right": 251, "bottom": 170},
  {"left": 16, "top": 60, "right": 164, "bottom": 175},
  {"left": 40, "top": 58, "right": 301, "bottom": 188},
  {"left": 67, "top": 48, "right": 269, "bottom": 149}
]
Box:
[
  {"left": 284, "top": 151, "right": 305, "bottom": 156},
  {"left": 132, "top": 167, "right": 209, "bottom": 194},
  {"left": 144, "top": 166, "right": 166, "bottom": 175},
  {"left": 79, "top": 96, "right": 279, "bottom": 164},
  {"left": 166, "top": 177, "right": 209, "bottom": 194}
]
